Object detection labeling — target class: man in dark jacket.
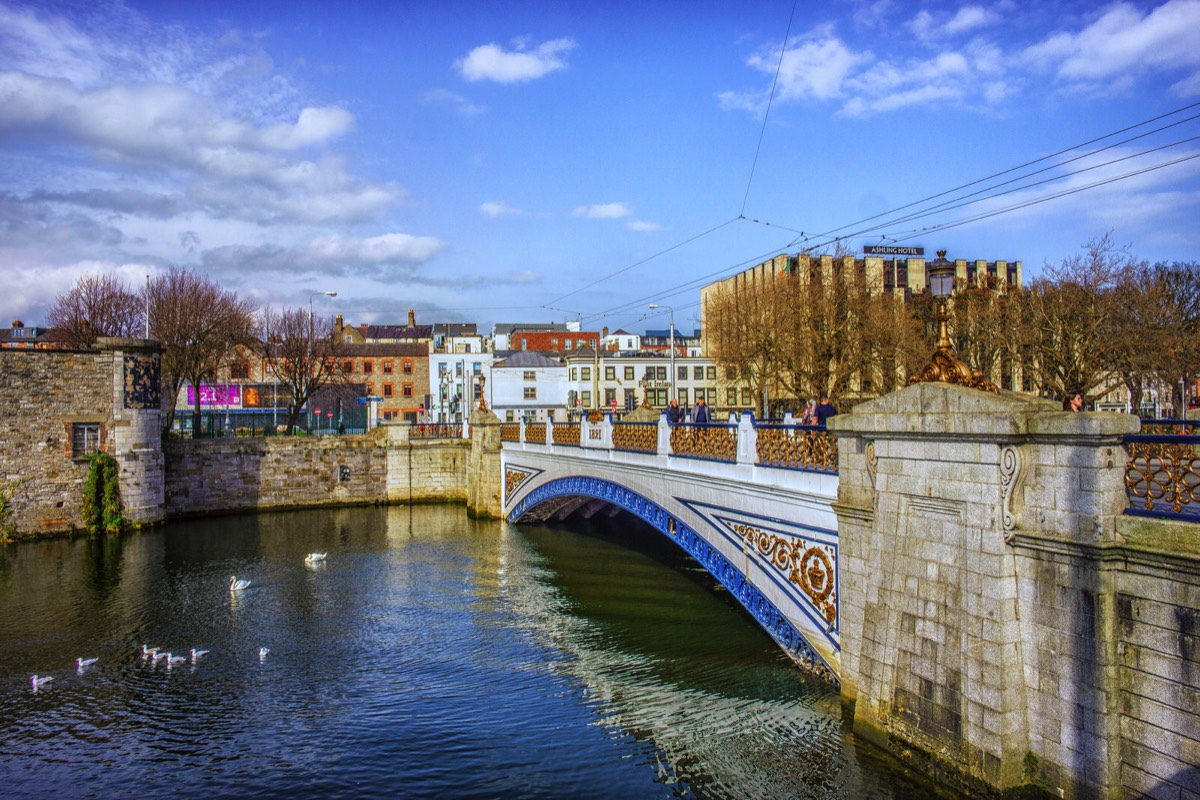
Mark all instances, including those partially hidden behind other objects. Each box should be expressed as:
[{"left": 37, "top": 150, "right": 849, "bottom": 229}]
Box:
[
  {"left": 814, "top": 396, "right": 837, "bottom": 425},
  {"left": 666, "top": 398, "right": 685, "bottom": 424},
  {"left": 692, "top": 397, "right": 711, "bottom": 424}
]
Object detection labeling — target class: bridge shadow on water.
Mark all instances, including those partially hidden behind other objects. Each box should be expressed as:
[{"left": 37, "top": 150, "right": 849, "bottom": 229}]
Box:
[{"left": 518, "top": 508, "right": 967, "bottom": 800}]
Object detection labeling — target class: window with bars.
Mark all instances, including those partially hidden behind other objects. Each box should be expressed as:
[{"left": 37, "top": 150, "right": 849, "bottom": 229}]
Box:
[{"left": 71, "top": 423, "right": 101, "bottom": 459}]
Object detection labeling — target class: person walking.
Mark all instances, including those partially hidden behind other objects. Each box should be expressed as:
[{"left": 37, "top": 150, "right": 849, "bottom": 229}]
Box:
[
  {"left": 666, "top": 398, "right": 685, "bottom": 424},
  {"left": 801, "top": 399, "right": 817, "bottom": 425},
  {"left": 814, "top": 395, "right": 838, "bottom": 425},
  {"left": 692, "top": 396, "right": 711, "bottom": 425}
]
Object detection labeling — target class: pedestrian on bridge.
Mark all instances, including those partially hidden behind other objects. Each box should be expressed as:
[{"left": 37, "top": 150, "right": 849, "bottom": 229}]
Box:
[
  {"left": 815, "top": 396, "right": 838, "bottom": 426},
  {"left": 667, "top": 398, "right": 686, "bottom": 424},
  {"left": 692, "top": 396, "right": 711, "bottom": 425}
]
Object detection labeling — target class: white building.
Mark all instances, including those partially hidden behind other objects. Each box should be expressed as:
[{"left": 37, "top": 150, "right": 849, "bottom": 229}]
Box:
[
  {"left": 602, "top": 329, "right": 641, "bottom": 352},
  {"left": 430, "top": 351, "right": 492, "bottom": 424},
  {"left": 490, "top": 351, "right": 568, "bottom": 423},
  {"left": 563, "top": 349, "right": 728, "bottom": 413}
]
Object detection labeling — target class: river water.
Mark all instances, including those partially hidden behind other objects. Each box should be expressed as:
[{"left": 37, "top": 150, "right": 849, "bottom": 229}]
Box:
[{"left": 0, "top": 506, "right": 951, "bottom": 799}]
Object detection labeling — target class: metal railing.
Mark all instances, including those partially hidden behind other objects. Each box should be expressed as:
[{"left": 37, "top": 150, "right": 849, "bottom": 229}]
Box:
[
  {"left": 410, "top": 423, "right": 461, "bottom": 440},
  {"left": 500, "top": 423, "right": 521, "bottom": 442},
  {"left": 669, "top": 423, "right": 737, "bottom": 463},
  {"left": 755, "top": 424, "right": 838, "bottom": 473},
  {"left": 552, "top": 421, "right": 581, "bottom": 447},
  {"left": 612, "top": 422, "right": 657, "bottom": 454},
  {"left": 1125, "top": 429, "right": 1200, "bottom": 520}
]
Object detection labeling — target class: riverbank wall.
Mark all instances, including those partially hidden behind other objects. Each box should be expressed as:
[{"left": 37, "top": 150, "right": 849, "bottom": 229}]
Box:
[{"left": 163, "top": 429, "right": 457, "bottom": 517}]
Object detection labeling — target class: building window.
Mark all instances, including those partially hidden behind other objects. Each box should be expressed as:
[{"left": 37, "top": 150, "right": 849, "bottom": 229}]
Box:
[
  {"left": 727, "top": 388, "right": 738, "bottom": 405},
  {"left": 344, "top": 334, "right": 353, "bottom": 343},
  {"left": 521, "top": 339, "right": 528, "bottom": 350},
  {"left": 473, "top": 363, "right": 481, "bottom": 374},
  {"left": 570, "top": 368, "right": 578, "bottom": 381},
  {"left": 741, "top": 388, "right": 752, "bottom": 406},
  {"left": 652, "top": 388, "right": 667, "bottom": 406},
  {"left": 605, "top": 366, "right": 615, "bottom": 380},
  {"left": 644, "top": 366, "right": 655, "bottom": 379},
  {"left": 693, "top": 366, "right": 703, "bottom": 380},
  {"left": 679, "top": 366, "right": 687, "bottom": 381},
  {"left": 678, "top": 389, "right": 689, "bottom": 406},
  {"left": 706, "top": 366, "right": 717, "bottom": 380},
  {"left": 71, "top": 423, "right": 101, "bottom": 459},
  {"left": 623, "top": 389, "right": 636, "bottom": 409},
  {"left": 438, "top": 362, "right": 447, "bottom": 376},
  {"left": 524, "top": 387, "right": 537, "bottom": 400},
  {"left": 656, "top": 367, "right": 667, "bottom": 380},
  {"left": 524, "top": 370, "right": 536, "bottom": 381},
  {"left": 402, "top": 383, "right": 414, "bottom": 398},
  {"left": 402, "top": 361, "right": 412, "bottom": 374},
  {"left": 382, "top": 361, "right": 393, "bottom": 374},
  {"left": 383, "top": 410, "right": 398, "bottom": 421},
  {"left": 624, "top": 366, "right": 634, "bottom": 380},
  {"left": 323, "top": 362, "right": 333, "bottom": 374},
  {"left": 363, "top": 361, "right": 374, "bottom": 374},
  {"left": 707, "top": 388, "right": 717, "bottom": 404},
  {"left": 581, "top": 391, "right": 592, "bottom": 406},
  {"left": 230, "top": 362, "right": 250, "bottom": 380},
  {"left": 604, "top": 388, "right": 616, "bottom": 407},
  {"left": 581, "top": 367, "right": 591, "bottom": 380},
  {"left": 342, "top": 360, "right": 354, "bottom": 373},
  {"left": 566, "top": 338, "right": 573, "bottom": 349},
  {"left": 383, "top": 384, "right": 394, "bottom": 397},
  {"left": 506, "top": 410, "right": 515, "bottom": 421},
  {"left": 551, "top": 338, "right": 559, "bottom": 347}
]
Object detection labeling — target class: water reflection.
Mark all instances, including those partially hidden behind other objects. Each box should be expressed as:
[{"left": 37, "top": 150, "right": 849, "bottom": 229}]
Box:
[{"left": 0, "top": 506, "right": 953, "bottom": 799}]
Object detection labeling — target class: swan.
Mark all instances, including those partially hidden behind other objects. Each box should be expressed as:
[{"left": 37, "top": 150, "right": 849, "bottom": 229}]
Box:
[
  {"left": 76, "top": 657, "right": 98, "bottom": 668},
  {"left": 165, "top": 653, "right": 187, "bottom": 666},
  {"left": 190, "top": 648, "right": 209, "bottom": 661},
  {"left": 151, "top": 651, "right": 169, "bottom": 663},
  {"left": 31, "top": 675, "right": 53, "bottom": 688},
  {"left": 140, "top": 645, "right": 160, "bottom": 657},
  {"left": 258, "top": 647, "right": 270, "bottom": 659},
  {"left": 304, "top": 552, "right": 327, "bottom": 563},
  {"left": 229, "top": 576, "right": 251, "bottom": 592}
]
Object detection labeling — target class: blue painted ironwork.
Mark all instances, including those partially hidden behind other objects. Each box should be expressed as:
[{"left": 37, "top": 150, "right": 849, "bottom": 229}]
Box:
[{"left": 508, "top": 475, "right": 838, "bottom": 685}]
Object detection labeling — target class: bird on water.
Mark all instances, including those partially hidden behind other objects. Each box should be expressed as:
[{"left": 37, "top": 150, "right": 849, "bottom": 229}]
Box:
[
  {"left": 76, "top": 657, "right": 99, "bottom": 669},
  {"left": 230, "top": 576, "right": 251, "bottom": 592}
]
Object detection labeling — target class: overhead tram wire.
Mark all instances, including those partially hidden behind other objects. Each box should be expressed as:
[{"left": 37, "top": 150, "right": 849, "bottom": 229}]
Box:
[
  {"left": 586, "top": 112, "right": 1200, "bottom": 326},
  {"left": 825, "top": 134, "right": 1200, "bottom": 246},
  {"left": 739, "top": 0, "right": 799, "bottom": 218},
  {"left": 799, "top": 100, "right": 1200, "bottom": 245}
]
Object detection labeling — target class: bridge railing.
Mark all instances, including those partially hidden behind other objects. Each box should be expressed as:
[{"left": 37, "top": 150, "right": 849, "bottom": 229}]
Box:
[
  {"left": 1124, "top": 426, "right": 1200, "bottom": 521},
  {"left": 410, "top": 423, "right": 463, "bottom": 440},
  {"left": 505, "top": 411, "right": 838, "bottom": 474}
]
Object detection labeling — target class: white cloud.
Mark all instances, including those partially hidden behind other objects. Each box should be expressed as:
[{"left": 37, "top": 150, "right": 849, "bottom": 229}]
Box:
[
  {"left": 572, "top": 202, "right": 632, "bottom": 219},
  {"left": 1023, "top": 0, "right": 1200, "bottom": 86},
  {"left": 201, "top": 233, "right": 446, "bottom": 277},
  {"left": 627, "top": 220, "right": 664, "bottom": 232},
  {"left": 911, "top": 6, "right": 1000, "bottom": 39},
  {"left": 423, "top": 88, "right": 486, "bottom": 116},
  {"left": 481, "top": 201, "right": 522, "bottom": 218},
  {"left": 456, "top": 37, "right": 576, "bottom": 84}
]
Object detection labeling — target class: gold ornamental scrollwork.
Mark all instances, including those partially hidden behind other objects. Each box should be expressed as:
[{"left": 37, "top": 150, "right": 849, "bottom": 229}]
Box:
[
  {"left": 500, "top": 423, "right": 521, "bottom": 442},
  {"left": 671, "top": 425, "right": 736, "bottom": 462},
  {"left": 1126, "top": 440, "right": 1200, "bottom": 514},
  {"left": 505, "top": 468, "right": 528, "bottom": 502},
  {"left": 908, "top": 344, "right": 1000, "bottom": 393},
  {"left": 731, "top": 523, "right": 837, "bottom": 627},
  {"left": 612, "top": 423, "right": 657, "bottom": 453},
  {"left": 755, "top": 427, "right": 837, "bottom": 471}
]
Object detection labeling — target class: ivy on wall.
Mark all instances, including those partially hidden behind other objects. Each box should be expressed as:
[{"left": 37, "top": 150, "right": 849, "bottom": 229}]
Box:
[{"left": 82, "top": 453, "right": 125, "bottom": 535}]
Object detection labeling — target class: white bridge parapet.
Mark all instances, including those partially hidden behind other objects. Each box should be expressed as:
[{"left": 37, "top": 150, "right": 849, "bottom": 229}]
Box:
[{"left": 502, "top": 419, "right": 842, "bottom": 683}]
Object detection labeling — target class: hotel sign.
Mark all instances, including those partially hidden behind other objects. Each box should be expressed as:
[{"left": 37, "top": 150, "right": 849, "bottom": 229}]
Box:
[{"left": 864, "top": 245, "right": 925, "bottom": 256}]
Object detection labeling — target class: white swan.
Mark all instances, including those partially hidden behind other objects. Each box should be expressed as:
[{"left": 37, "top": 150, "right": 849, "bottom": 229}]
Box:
[
  {"left": 258, "top": 647, "right": 270, "bottom": 660},
  {"left": 229, "top": 576, "right": 251, "bottom": 592},
  {"left": 190, "top": 648, "right": 209, "bottom": 661},
  {"left": 76, "top": 657, "right": 98, "bottom": 668},
  {"left": 140, "top": 644, "right": 160, "bottom": 657},
  {"left": 31, "top": 675, "right": 53, "bottom": 688},
  {"left": 304, "top": 552, "right": 327, "bottom": 564},
  {"left": 165, "top": 653, "right": 187, "bottom": 666},
  {"left": 151, "top": 651, "right": 169, "bottom": 663}
]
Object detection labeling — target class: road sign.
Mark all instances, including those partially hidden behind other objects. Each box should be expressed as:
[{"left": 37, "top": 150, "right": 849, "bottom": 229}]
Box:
[{"left": 356, "top": 396, "right": 384, "bottom": 405}]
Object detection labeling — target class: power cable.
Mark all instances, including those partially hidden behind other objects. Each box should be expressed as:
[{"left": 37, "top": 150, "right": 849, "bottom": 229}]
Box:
[{"left": 739, "top": 0, "right": 799, "bottom": 217}]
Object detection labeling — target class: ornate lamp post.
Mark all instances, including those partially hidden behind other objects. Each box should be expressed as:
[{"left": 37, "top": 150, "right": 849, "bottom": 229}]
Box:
[{"left": 908, "top": 251, "right": 999, "bottom": 392}]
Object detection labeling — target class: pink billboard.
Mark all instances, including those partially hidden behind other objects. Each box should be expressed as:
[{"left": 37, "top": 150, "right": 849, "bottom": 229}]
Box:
[{"left": 186, "top": 384, "right": 242, "bottom": 406}]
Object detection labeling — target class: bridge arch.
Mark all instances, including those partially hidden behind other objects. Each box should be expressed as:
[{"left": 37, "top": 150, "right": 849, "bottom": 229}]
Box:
[{"left": 509, "top": 474, "right": 838, "bottom": 684}]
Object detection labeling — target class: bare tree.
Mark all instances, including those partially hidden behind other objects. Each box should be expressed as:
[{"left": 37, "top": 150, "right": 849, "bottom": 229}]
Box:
[
  {"left": 704, "top": 271, "right": 790, "bottom": 417},
  {"left": 47, "top": 274, "right": 143, "bottom": 348},
  {"left": 149, "top": 269, "right": 256, "bottom": 436},
  {"left": 260, "top": 306, "right": 351, "bottom": 433}
]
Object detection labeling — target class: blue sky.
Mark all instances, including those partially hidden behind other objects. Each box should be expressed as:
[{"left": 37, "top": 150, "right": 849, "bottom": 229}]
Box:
[{"left": 2, "top": 0, "right": 1198, "bottom": 336}]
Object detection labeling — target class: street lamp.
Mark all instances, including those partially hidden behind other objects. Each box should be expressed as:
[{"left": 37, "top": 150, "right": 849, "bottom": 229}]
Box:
[
  {"left": 649, "top": 304, "right": 675, "bottom": 403},
  {"left": 908, "top": 251, "right": 999, "bottom": 393}
]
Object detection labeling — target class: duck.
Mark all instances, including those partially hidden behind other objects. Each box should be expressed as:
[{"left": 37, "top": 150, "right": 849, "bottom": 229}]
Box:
[
  {"left": 31, "top": 675, "right": 53, "bottom": 688},
  {"left": 190, "top": 648, "right": 209, "bottom": 662},
  {"left": 229, "top": 576, "right": 251, "bottom": 592},
  {"left": 304, "top": 552, "right": 327, "bottom": 564},
  {"left": 76, "top": 657, "right": 99, "bottom": 668}
]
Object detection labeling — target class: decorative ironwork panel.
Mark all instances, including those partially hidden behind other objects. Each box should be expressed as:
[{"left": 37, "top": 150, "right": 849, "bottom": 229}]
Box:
[
  {"left": 670, "top": 424, "right": 736, "bottom": 462},
  {"left": 755, "top": 425, "right": 837, "bottom": 472},
  {"left": 553, "top": 422, "right": 580, "bottom": 447},
  {"left": 525, "top": 423, "right": 547, "bottom": 444},
  {"left": 1125, "top": 434, "right": 1200, "bottom": 519},
  {"left": 411, "top": 423, "right": 461, "bottom": 439},
  {"left": 613, "top": 423, "right": 657, "bottom": 454},
  {"left": 500, "top": 423, "right": 521, "bottom": 442},
  {"left": 123, "top": 353, "right": 161, "bottom": 409},
  {"left": 730, "top": 522, "right": 838, "bottom": 629}
]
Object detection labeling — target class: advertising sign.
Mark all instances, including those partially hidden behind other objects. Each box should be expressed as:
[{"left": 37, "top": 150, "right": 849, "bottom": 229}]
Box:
[
  {"left": 864, "top": 245, "right": 925, "bottom": 256},
  {"left": 186, "top": 384, "right": 242, "bottom": 406}
]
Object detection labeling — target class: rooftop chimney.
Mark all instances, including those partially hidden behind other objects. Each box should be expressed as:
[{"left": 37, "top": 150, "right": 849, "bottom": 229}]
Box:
[{"left": 408, "top": 308, "right": 416, "bottom": 327}]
